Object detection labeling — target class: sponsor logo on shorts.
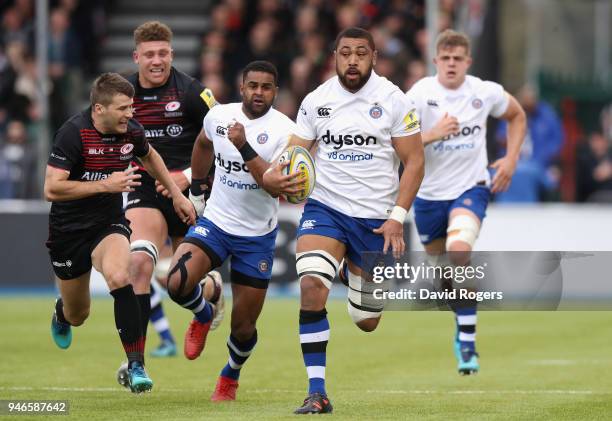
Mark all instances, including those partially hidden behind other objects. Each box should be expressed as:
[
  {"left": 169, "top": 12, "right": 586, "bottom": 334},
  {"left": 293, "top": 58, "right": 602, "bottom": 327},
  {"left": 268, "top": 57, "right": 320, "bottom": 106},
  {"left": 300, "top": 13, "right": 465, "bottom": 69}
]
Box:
[
  {"left": 194, "top": 226, "right": 209, "bottom": 237},
  {"left": 166, "top": 124, "right": 183, "bottom": 137},
  {"left": 463, "top": 198, "right": 473, "bottom": 206},
  {"left": 50, "top": 152, "right": 66, "bottom": 161},
  {"left": 369, "top": 104, "right": 383, "bottom": 119},
  {"left": 52, "top": 260, "right": 72, "bottom": 268},
  {"left": 111, "top": 223, "right": 130, "bottom": 234},
  {"left": 258, "top": 260, "right": 269, "bottom": 272},
  {"left": 165, "top": 101, "right": 181, "bottom": 112},
  {"left": 126, "top": 198, "right": 141, "bottom": 206},
  {"left": 472, "top": 98, "right": 483, "bottom": 109},
  {"left": 301, "top": 219, "right": 316, "bottom": 229},
  {"left": 120, "top": 143, "right": 134, "bottom": 154},
  {"left": 257, "top": 132, "right": 268, "bottom": 144},
  {"left": 419, "top": 234, "right": 430, "bottom": 243}
]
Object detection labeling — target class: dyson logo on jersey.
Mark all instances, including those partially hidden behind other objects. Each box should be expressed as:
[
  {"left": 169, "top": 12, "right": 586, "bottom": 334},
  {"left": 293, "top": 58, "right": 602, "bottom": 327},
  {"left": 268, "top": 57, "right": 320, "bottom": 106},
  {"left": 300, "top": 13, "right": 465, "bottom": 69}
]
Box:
[
  {"left": 215, "top": 153, "right": 250, "bottom": 174},
  {"left": 320, "top": 130, "right": 377, "bottom": 150},
  {"left": 440, "top": 125, "right": 481, "bottom": 141}
]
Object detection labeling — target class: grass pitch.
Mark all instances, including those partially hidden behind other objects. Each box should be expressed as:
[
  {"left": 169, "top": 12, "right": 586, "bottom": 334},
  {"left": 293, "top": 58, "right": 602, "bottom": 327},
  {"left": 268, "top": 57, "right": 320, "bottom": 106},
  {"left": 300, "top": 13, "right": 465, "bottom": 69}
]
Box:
[{"left": 0, "top": 297, "right": 611, "bottom": 420}]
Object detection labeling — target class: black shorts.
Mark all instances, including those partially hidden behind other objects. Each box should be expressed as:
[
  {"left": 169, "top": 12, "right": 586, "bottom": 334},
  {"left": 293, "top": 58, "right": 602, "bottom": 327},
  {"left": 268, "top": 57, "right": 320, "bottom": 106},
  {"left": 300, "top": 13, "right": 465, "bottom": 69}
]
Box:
[
  {"left": 125, "top": 170, "right": 190, "bottom": 238},
  {"left": 46, "top": 217, "right": 132, "bottom": 280}
]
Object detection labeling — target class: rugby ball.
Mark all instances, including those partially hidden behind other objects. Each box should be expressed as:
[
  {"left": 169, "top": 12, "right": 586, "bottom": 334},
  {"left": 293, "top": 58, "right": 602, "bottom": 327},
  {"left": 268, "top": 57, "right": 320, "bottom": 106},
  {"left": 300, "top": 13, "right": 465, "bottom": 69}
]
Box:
[{"left": 278, "top": 145, "right": 316, "bottom": 204}]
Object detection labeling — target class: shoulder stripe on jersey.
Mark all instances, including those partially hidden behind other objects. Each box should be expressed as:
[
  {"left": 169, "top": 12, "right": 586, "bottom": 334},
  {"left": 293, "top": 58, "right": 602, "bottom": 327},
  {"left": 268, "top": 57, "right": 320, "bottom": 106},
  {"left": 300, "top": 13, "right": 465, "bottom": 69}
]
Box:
[{"left": 200, "top": 88, "right": 218, "bottom": 109}]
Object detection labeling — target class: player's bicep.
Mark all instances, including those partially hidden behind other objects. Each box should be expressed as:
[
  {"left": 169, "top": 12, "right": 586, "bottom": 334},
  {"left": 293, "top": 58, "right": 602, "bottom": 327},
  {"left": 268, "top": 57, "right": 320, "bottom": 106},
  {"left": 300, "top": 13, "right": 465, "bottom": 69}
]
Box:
[
  {"left": 499, "top": 93, "right": 524, "bottom": 122},
  {"left": 392, "top": 132, "right": 424, "bottom": 165},
  {"left": 44, "top": 165, "right": 70, "bottom": 200}
]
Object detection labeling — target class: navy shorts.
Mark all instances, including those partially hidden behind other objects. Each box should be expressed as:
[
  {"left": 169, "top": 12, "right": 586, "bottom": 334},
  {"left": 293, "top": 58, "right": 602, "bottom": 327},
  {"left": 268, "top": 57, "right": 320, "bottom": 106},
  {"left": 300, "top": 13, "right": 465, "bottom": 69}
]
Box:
[
  {"left": 46, "top": 218, "right": 132, "bottom": 280},
  {"left": 297, "top": 199, "right": 387, "bottom": 269},
  {"left": 183, "top": 217, "right": 277, "bottom": 289},
  {"left": 413, "top": 186, "right": 490, "bottom": 244}
]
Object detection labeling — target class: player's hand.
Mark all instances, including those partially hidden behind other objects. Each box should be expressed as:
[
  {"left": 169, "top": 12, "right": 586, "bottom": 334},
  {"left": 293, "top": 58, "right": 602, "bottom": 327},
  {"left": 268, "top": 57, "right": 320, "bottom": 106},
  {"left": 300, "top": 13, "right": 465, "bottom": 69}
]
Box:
[
  {"left": 261, "top": 160, "right": 304, "bottom": 198},
  {"left": 155, "top": 171, "right": 190, "bottom": 198},
  {"left": 373, "top": 219, "right": 405, "bottom": 259},
  {"left": 103, "top": 166, "right": 141, "bottom": 193},
  {"left": 173, "top": 193, "right": 196, "bottom": 226},
  {"left": 430, "top": 112, "right": 459, "bottom": 142},
  {"left": 227, "top": 121, "right": 247, "bottom": 149},
  {"left": 490, "top": 156, "right": 517, "bottom": 193}
]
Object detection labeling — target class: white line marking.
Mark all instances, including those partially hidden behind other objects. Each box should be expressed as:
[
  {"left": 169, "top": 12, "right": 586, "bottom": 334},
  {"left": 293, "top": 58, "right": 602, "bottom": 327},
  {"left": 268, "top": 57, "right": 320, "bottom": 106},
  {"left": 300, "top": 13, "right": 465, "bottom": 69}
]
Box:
[{"left": 0, "top": 386, "right": 606, "bottom": 395}]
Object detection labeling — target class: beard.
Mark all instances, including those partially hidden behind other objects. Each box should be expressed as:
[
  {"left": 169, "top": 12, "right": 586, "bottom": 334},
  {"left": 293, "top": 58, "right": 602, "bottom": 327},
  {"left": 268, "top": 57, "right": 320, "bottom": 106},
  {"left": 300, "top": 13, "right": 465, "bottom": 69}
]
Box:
[
  {"left": 243, "top": 98, "right": 271, "bottom": 118},
  {"left": 337, "top": 64, "right": 373, "bottom": 92}
]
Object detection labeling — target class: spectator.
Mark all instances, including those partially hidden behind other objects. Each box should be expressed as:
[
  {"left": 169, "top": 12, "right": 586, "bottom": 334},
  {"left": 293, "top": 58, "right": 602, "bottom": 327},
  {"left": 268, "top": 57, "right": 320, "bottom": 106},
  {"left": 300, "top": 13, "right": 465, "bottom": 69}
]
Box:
[
  {"left": 0, "top": 119, "right": 37, "bottom": 199},
  {"left": 495, "top": 85, "right": 564, "bottom": 201},
  {"left": 576, "top": 131, "right": 612, "bottom": 203}
]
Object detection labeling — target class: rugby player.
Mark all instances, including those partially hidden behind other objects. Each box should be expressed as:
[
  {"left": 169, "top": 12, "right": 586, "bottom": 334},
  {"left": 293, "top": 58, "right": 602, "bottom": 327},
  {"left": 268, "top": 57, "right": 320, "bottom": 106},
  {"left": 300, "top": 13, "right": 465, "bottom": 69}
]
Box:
[
  {"left": 263, "top": 27, "right": 424, "bottom": 414},
  {"left": 406, "top": 29, "right": 526, "bottom": 375},
  {"left": 45, "top": 73, "right": 195, "bottom": 393},
  {"left": 125, "top": 21, "right": 223, "bottom": 359},
  {"left": 163, "top": 61, "right": 301, "bottom": 401}
]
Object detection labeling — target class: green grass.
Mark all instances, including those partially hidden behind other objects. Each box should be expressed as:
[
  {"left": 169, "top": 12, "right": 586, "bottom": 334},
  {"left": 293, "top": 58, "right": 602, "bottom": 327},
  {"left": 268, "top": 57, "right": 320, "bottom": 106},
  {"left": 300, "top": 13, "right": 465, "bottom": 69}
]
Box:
[{"left": 1, "top": 297, "right": 611, "bottom": 420}]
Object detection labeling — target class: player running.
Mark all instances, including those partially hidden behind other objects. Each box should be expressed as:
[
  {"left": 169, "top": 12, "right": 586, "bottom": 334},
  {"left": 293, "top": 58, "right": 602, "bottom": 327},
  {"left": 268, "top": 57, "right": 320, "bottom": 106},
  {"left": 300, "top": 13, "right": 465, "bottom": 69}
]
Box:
[
  {"left": 263, "top": 27, "right": 424, "bottom": 414},
  {"left": 163, "top": 61, "right": 301, "bottom": 401},
  {"left": 124, "top": 21, "right": 223, "bottom": 359},
  {"left": 405, "top": 29, "right": 526, "bottom": 375},
  {"left": 46, "top": 73, "right": 195, "bottom": 393}
]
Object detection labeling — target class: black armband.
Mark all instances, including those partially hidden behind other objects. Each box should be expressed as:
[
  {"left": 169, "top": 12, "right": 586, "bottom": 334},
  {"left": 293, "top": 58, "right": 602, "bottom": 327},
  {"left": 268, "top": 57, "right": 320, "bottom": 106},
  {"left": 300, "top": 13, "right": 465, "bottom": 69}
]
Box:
[
  {"left": 238, "top": 141, "right": 258, "bottom": 162},
  {"left": 190, "top": 177, "right": 209, "bottom": 196}
]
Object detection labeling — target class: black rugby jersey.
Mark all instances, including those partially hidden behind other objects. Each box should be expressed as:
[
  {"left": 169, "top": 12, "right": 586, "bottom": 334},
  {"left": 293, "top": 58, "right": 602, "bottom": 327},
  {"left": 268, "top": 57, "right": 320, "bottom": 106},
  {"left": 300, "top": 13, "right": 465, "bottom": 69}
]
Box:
[
  {"left": 47, "top": 108, "right": 150, "bottom": 232},
  {"left": 127, "top": 67, "right": 215, "bottom": 171}
]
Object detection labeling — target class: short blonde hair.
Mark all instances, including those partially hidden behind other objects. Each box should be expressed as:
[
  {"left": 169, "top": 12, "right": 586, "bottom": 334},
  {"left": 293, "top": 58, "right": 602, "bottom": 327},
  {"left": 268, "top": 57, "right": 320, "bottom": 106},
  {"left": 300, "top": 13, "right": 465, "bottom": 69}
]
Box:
[
  {"left": 134, "top": 21, "right": 172, "bottom": 45},
  {"left": 435, "top": 29, "right": 470, "bottom": 55}
]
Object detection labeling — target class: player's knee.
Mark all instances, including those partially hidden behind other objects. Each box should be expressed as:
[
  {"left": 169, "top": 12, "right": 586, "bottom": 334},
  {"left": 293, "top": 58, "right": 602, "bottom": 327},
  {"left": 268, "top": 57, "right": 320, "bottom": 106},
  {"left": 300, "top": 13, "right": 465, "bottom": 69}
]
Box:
[
  {"left": 130, "top": 240, "right": 159, "bottom": 275},
  {"left": 446, "top": 215, "right": 479, "bottom": 265},
  {"left": 231, "top": 319, "right": 256, "bottom": 343},
  {"left": 346, "top": 270, "right": 383, "bottom": 330},
  {"left": 105, "top": 270, "right": 130, "bottom": 290},
  {"left": 296, "top": 250, "right": 339, "bottom": 292},
  {"left": 154, "top": 257, "right": 172, "bottom": 282},
  {"left": 166, "top": 253, "right": 195, "bottom": 301}
]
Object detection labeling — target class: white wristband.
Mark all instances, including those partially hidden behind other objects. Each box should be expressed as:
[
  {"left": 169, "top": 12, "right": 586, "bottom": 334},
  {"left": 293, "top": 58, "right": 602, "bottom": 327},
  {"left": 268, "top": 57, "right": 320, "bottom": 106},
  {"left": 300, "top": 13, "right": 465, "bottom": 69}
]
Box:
[
  {"left": 182, "top": 167, "right": 192, "bottom": 183},
  {"left": 389, "top": 206, "right": 407, "bottom": 224}
]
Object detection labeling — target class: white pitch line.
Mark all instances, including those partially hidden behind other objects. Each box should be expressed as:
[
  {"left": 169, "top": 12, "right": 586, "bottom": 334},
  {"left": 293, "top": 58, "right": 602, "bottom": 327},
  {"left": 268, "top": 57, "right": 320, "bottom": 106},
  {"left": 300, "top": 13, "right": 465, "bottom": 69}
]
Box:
[{"left": 0, "top": 386, "right": 606, "bottom": 395}]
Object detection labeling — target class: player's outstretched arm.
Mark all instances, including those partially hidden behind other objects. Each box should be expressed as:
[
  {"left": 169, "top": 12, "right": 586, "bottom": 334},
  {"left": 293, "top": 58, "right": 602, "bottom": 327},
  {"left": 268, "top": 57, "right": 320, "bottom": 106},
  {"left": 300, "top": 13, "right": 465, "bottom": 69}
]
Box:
[
  {"left": 373, "top": 132, "right": 425, "bottom": 258},
  {"left": 43, "top": 165, "right": 142, "bottom": 202},
  {"left": 490, "top": 93, "right": 527, "bottom": 193},
  {"left": 139, "top": 147, "right": 196, "bottom": 225}
]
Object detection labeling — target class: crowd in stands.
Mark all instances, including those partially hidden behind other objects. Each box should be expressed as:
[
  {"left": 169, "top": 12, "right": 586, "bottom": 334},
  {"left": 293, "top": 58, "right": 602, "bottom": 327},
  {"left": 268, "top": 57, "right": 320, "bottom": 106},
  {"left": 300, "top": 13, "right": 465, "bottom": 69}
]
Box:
[{"left": 0, "top": 0, "right": 610, "bottom": 203}]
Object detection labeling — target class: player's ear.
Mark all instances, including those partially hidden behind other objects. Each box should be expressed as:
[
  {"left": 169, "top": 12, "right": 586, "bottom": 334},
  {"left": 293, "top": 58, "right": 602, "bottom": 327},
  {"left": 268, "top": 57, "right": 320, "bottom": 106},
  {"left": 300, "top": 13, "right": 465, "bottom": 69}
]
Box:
[
  {"left": 170, "top": 49, "right": 174, "bottom": 61},
  {"left": 132, "top": 50, "right": 138, "bottom": 64},
  {"left": 466, "top": 56, "right": 473, "bottom": 69},
  {"left": 372, "top": 49, "right": 378, "bottom": 66}
]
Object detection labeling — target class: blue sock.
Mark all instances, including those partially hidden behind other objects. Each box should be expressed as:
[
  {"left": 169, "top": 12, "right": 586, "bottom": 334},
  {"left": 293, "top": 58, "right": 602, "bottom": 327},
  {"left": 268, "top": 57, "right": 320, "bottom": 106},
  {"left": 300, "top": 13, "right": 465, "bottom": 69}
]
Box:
[
  {"left": 299, "top": 309, "right": 329, "bottom": 395},
  {"left": 173, "top": 283, "right": 212, "bottom": 324},
  {"left": 455, "top": 306, "right": 477, "bottom": 352},
  {"left": 150, "top": 284, "right": 175, "bottom": 344},
  {"left": 220, "top": 331, "right": 258, "bottom": 380}
]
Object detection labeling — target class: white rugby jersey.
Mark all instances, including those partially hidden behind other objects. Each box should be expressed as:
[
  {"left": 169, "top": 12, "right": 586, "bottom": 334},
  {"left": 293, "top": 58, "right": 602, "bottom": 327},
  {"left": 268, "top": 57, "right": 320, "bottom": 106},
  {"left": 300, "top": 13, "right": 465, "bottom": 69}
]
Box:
[
  {"left": 295, "top": 72, "right": 420, "bottom": 219},
  {"left": 406, "top": 75, "right": 509, "bottom": 200},
  {"left": 202, "top": 102, "right": 294, "bottom": 236}
]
